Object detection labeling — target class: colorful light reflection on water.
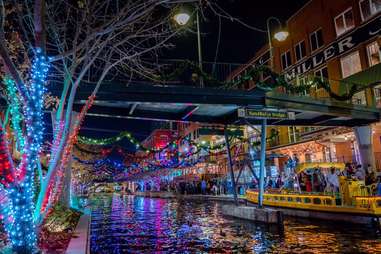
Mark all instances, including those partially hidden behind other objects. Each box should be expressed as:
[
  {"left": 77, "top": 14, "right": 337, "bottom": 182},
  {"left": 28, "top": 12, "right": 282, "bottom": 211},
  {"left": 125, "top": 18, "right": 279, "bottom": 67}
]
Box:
[{"left": 90, "top": 194, "right": 381, "bottom": 253}]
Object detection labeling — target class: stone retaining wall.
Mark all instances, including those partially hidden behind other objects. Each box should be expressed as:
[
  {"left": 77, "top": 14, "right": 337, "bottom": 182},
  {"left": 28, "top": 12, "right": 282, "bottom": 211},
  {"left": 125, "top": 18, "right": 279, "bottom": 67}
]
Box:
[{"left": 221, "top": 205, "right": 284, "bottom": 224}]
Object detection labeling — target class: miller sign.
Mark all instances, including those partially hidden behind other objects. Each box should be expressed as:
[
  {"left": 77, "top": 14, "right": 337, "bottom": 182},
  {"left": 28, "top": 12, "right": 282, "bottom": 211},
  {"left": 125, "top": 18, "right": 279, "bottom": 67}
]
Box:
[
  {"left": 284, "top": 16, "right": 381, "bottom": 80},
  {"left": 238, "top": 16, "right": 381, "bottom": 81}
]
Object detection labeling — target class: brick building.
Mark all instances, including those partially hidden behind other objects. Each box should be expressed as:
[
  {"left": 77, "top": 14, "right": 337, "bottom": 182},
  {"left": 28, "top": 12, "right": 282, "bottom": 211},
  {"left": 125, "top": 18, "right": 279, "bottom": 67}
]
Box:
[{"left": 230, "top": 0, "right": 381, "bottom": 169}]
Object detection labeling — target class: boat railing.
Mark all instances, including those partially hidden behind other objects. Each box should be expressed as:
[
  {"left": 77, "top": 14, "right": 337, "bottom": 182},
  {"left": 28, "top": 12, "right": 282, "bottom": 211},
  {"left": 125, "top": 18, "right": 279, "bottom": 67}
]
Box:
[
  {"left": 246, "top": 190, "right": 381, "bottom": 213},
  {"left": 246, "top": 191, "right": 337, "bottom": 207},
  {"left": 353, "top": 196, "right": 381, "bottom": 211}
]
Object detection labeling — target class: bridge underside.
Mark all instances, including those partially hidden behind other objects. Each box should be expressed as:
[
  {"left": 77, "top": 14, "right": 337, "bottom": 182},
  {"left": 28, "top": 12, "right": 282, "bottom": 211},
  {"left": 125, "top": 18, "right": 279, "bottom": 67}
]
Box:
[{"left": 54, "top": 83, "right": 379, "bottom": 127}]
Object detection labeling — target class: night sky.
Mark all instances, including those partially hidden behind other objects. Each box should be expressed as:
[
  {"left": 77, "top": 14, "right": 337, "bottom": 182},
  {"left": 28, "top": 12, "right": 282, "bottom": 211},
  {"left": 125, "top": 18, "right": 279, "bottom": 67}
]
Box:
[
  {"left": 166, "top": 0, "right": 308, "bottom": 63},
  {"left": 78, "top": 0, "right": 309, "bottom": 147}
]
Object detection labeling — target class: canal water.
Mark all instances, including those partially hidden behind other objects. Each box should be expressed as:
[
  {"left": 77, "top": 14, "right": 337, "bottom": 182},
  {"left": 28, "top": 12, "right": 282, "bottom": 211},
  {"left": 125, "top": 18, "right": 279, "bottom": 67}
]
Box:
[{"left": 90, "top": 194, "right": 381, "bottom": 253}]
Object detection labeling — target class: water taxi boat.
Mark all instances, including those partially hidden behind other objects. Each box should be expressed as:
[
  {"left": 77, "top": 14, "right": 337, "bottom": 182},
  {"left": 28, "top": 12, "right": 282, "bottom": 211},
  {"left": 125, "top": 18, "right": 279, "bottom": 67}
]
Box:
[{"left": 246, "top": 163, "right": 381, "bottom": 225}]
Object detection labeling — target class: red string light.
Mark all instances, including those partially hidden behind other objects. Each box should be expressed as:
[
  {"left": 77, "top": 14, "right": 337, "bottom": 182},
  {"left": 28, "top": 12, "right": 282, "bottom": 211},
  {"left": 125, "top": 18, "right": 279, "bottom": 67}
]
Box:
[{"left": 0, "top": 126, "right": 14, "bottom": 187}]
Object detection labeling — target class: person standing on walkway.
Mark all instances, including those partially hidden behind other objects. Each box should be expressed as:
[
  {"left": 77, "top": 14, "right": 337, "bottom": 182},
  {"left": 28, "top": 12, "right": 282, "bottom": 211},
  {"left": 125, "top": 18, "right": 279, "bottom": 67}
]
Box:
[
  {"left": 327, "top": 167, "right": 340, "bottom": 193},
  {"left": 211, "top": 184, "right": 217, "bottom": 195},
  {"left": 201, "top": 179, "right": 207, "bottom": 195},
  {"left": 354, "top": 165, "right": 365, "bottom": 181},
  {"left": 376, "top": 177, "right": 381, "bottom": 196}
]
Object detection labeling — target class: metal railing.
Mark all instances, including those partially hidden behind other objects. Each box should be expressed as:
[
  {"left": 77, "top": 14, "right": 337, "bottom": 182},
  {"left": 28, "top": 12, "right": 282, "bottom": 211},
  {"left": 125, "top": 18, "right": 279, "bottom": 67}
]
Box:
[
  {"left": 235, "top": 71, "right": 380, "bottom": 108},
  {"left": 155, "top": 59, "right": 246, "bottom": 88}
]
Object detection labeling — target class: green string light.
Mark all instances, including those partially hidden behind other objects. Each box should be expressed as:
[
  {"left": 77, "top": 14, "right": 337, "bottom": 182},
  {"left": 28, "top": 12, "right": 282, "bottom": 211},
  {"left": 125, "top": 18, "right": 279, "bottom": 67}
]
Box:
[
  {"left": 77, "top": 127, "right": 279, "bottom": 156},
  {"left": 157, "top": 60, "right": 376, "bottom": 101},
  {"left": 77, "top": 131, "right": 157, "bottom": 153},
  {"left": 4, "top": 76, "right": 25, "bottom": 152}
]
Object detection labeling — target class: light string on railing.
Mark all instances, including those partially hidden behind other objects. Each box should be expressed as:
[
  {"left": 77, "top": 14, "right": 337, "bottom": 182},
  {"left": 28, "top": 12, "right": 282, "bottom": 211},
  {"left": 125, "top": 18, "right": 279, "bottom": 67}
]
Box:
[{"left": 157, "top": 60, "right": 377, "bottom": 101}]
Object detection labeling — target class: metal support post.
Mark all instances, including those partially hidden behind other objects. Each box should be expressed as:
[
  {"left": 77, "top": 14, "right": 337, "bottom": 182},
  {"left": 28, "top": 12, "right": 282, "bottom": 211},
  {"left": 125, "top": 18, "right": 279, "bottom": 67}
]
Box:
[
  {"left": 266, "top": 18, "right": 274, "bottom": 70},
  {"left": 196, "top": 8, "right": 204, "bottom": 88},
  {"left": 258, "top": 119, "right": 267, "bottom": 208},
  {"left": 224, "top": 127, "right": 238, "bottom": 206}
]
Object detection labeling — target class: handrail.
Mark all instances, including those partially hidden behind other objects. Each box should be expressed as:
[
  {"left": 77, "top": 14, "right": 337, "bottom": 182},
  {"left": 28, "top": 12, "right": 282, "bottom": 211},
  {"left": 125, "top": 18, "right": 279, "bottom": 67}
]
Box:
[{"left": 246, "top": 190, "right": 381, "bottom": 214}]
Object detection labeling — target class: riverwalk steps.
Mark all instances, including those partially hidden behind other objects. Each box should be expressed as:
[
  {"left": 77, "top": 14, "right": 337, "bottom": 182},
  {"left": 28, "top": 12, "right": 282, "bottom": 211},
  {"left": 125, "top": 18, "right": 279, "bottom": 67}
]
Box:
[{"left": 221, "top": 205, "right": 284, "bottom": 225}]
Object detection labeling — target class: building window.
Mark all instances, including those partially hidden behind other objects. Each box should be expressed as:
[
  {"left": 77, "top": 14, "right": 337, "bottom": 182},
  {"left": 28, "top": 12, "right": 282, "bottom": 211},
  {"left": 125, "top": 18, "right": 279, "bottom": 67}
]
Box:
[
  {"left": 340, "top": 51, "right": 362, "bottom": 78},
  {"left": 281, "top": 50, "right": 292, "bottom": 70},
  {"left": 360, "top": 0, "right": 381, "bottom": 21},
  {"left": 352, "top": 91, "right": 367, "bottom": 105},
  {"left": 288, "top": 126, "right": 300, "bottom": 143},
  {"left": 367, "top": 41, "right": 381, "bottom": 67},
  {"left": 315, "top": 66, "right": 329, "bottom": 81},
  {"left": 309, "top": 29, "right": 324, "bottom": 52},
  {"left": 269, "top": 128, "right": 280, "bottom": 146},
  {"left": 374, "top": 84, "right": 381, "bottom": 107},
  {"left": 295, "top": 41, "right": 306, "bottom": 62},
  {"left": 334, "top": 8, "right": 355, "bottom": 37},
  {"left": 305, "top": 153, "right": 312, "bottom": 163}
]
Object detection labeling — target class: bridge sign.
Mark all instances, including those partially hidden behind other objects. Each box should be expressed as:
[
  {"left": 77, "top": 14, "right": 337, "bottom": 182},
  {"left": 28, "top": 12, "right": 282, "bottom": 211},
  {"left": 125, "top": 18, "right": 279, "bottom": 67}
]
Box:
[{"left": 238, "top": 108, "right": 295, "bottom": 120}]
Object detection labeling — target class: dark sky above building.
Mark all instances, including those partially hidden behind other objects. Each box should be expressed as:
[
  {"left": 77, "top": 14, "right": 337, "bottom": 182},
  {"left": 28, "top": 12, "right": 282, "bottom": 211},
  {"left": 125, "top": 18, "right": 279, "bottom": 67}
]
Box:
[
  {"left": 78, "top": 0, "right": 309, "bottom": 147},
  {"left": 166, "top": 0, "right": 309, "bottom": 64}
]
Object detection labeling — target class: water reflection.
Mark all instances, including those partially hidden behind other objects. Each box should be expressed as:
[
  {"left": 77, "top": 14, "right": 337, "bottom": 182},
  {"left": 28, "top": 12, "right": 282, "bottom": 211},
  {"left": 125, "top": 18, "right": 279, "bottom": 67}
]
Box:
[{"left": 90, "top": 194, "right": 381, "bottom": 253}]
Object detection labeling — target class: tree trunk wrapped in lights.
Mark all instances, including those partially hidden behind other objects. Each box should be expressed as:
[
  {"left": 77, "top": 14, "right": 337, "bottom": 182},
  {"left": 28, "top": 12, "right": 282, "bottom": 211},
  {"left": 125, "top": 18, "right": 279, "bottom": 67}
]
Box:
[{"left": 0, "top": 50, "right": 49, "bottom": 253}]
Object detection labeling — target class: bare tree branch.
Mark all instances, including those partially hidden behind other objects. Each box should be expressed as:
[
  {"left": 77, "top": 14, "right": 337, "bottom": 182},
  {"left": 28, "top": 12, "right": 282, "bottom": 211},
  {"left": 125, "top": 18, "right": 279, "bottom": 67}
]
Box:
[{"left": 34, "top": 0, "right": 46, "bottom": 51}]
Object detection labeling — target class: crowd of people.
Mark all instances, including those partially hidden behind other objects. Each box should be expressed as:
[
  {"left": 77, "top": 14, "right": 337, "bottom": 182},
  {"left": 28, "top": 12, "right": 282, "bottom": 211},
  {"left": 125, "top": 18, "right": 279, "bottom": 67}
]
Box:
[
  {"left": 173, "top": 179, "right": 230, "bottom": 195},
  {"left": 263, "top": 162, "right": 381, "bottom": 196},
  {"left": 141, "top": 179, "right": 235, "bottom": 195},
  {"left": 139, "top": 161, "right": 381, "bottom": 197}
]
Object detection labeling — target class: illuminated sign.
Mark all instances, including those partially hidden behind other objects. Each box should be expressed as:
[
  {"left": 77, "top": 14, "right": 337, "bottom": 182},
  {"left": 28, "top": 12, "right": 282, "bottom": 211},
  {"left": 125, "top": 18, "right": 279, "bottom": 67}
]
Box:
[{"left": 238, "top": 108, "right": 295, "bottom": 120}]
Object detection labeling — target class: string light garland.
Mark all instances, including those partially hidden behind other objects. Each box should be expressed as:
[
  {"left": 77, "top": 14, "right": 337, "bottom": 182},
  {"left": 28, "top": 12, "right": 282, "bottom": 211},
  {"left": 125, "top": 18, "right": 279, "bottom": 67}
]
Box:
[
  {"left": 77, "top": 131, "right": 134, "bottom": 146},
  {"left": 73, "top": 137, "right": 247, "bottom": 182},
  {"left": 4, "top": 77, "right": 25, "bottom": 152},
  {"left": 3, "top": 48, "right": 50, "bottom": 252},
  {"left": 0, "top": 126, "right": 14, "bottom": 187},
  {"left": 77, "top": 131, "right": 172, "bottom": 153},
  {"left": 77, "top": 130, "right": 245, "bottom": 157},
  {"left": 74, "top": 133, "right": 266, "bottom": 167},
  {"left": 43, "top": 95, "right": 95, "bottom": 214},
  {"left": 253, "top": 65, "right": 381, "bottom": 101},
  {"left": 157, "top": 60, "right": 377, "bottom": 101}
]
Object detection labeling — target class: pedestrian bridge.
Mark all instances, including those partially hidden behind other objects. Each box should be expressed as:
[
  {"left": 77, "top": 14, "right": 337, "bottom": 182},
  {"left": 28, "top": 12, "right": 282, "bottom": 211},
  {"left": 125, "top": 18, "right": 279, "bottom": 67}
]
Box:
[{"left": 64, "top": 82, "right": 380, "bottom": 127}]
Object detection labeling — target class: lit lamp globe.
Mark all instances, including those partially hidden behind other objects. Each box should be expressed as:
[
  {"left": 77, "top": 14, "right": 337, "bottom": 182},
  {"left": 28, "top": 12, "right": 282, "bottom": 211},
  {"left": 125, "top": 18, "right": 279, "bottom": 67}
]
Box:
[
  {"left": 274, "top": 31, "right": 289, "bottom": 42},
  {"left": 174, "top": 12, "right": 190, "bottom": 26}
]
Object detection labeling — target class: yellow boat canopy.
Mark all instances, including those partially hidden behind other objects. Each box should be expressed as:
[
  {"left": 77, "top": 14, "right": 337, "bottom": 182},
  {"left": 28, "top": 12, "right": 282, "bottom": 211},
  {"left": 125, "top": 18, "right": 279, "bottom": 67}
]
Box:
[{"left": 296, "top": 162, "right": 345, "bottom": 174}]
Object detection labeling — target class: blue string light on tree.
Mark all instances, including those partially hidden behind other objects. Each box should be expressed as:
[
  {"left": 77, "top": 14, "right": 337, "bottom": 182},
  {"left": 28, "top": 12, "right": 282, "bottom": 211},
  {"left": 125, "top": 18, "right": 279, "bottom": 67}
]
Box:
[{"left": 5, "top": 48, "right": 49, "bottom": 252}]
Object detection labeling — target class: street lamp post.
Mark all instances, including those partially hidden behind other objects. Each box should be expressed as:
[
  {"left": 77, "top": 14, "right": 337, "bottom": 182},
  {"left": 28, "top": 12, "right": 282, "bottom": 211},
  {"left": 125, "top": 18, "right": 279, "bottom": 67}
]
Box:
[
  {"left": 174, "top": 7, "right": 203, "bottom": 88},
  {"left": 266, "top": 17, "right": 289, "bottom": 69},
  {"left": 257, "top": 17, "right": 289, "bottom": 208},
  {"left": 196, "top": 9, "right": 204, "bottom": 88}
]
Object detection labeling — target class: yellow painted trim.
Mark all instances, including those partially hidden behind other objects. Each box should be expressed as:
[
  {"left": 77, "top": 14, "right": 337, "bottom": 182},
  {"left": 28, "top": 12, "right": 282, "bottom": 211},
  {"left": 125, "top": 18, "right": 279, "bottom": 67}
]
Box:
[
  {"left": 246, "top": 190, "right": 381, "bottom": 216},
  {"left": 295, "top": 162, "right": 345, "bottom": 173}
]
